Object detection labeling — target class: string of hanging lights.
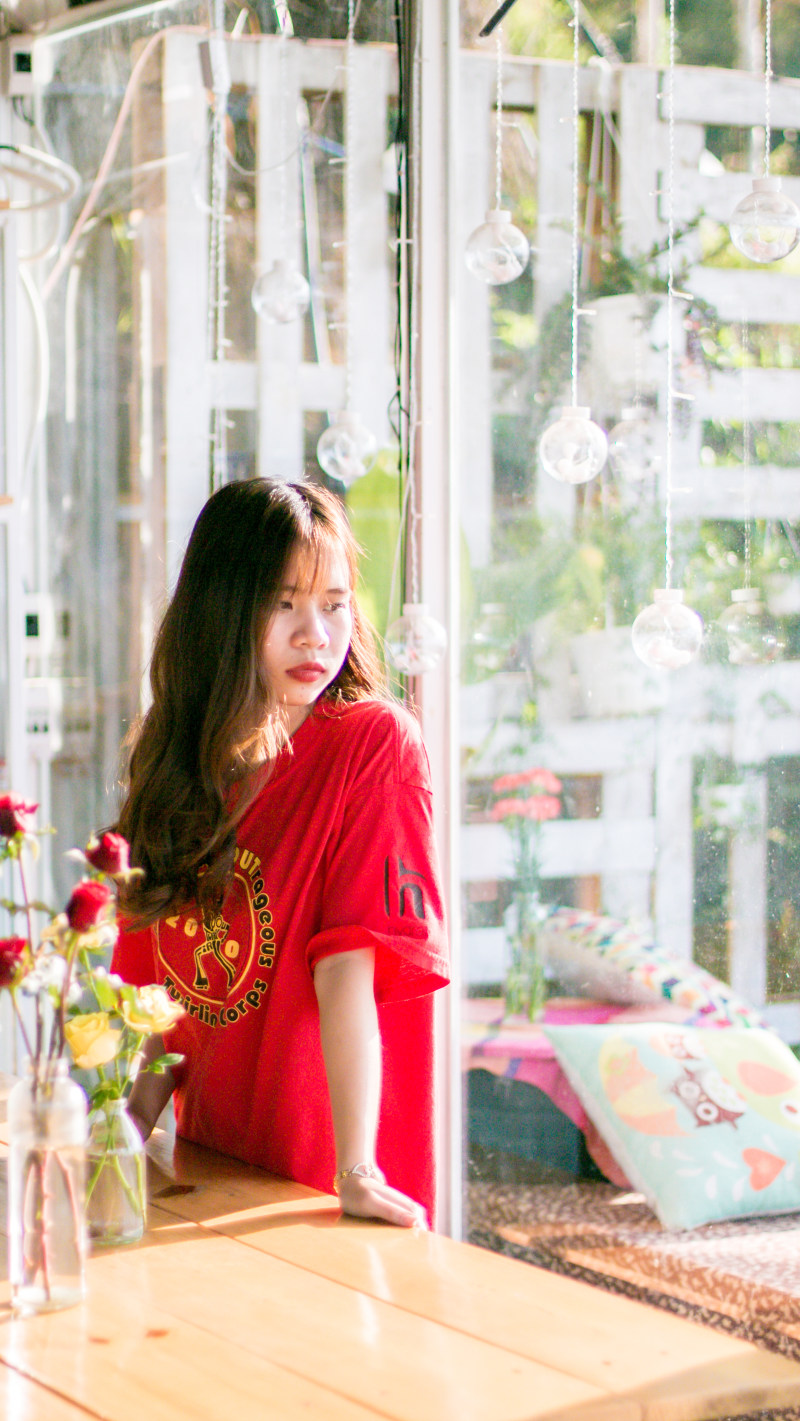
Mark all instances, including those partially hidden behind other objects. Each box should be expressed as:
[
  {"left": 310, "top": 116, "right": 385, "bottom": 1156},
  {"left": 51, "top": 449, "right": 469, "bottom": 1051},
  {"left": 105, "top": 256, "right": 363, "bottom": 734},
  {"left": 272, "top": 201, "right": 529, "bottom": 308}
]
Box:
[
  {"left": 251, "top": 3, "right": 311, "bottom": 325},
  {"left": 538, "top": 0, "right": 608, "bottom": 486},
  {"left": 729, "top": 0, "right": 800, "bottom": 264},
  {"left": 464, "top": 27, "right": 530, "bottom": 287},
  {"left": 385, "top": 16, "right": 447, "bottom": 676},
  {"left": 316, "top": 0, "right": 378, "bottom": 488},
  {"left": 631, "top": 0, "right": 703, "bottom": 670}
]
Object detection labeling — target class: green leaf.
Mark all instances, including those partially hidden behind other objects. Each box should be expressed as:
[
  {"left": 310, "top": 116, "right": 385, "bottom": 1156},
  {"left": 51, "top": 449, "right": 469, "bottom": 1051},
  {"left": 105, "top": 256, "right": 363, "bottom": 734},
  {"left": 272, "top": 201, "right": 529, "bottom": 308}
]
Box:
[
  {"left": 145, "top": 1052, "right": 184, "bottom": 1073},
  {"left": 90, "top": 975, "right": 119, "bottom": 1012}
]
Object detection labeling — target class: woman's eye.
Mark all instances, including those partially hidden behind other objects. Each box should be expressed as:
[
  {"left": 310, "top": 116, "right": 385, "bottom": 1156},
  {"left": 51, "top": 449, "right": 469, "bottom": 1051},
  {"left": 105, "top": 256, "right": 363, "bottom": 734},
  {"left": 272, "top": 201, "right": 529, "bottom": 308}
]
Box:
[{"left": 325, "top": 601, "right": 348, "bottom": 612}]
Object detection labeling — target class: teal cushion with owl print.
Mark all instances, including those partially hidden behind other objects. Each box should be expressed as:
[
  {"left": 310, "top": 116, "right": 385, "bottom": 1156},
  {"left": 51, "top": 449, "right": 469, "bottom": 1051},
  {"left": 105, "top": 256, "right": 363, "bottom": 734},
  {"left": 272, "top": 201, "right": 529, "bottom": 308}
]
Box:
[{"left": 541, "top": 1022, "right": 800, "bottom": 1230}]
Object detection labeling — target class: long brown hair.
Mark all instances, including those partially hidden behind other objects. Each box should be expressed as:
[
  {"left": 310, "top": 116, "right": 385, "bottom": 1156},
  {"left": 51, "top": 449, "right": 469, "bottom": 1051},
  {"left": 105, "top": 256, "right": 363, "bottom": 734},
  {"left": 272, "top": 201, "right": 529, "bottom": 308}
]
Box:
[{"left": 117, "top": 479, "right": 386, "bottom": 923}]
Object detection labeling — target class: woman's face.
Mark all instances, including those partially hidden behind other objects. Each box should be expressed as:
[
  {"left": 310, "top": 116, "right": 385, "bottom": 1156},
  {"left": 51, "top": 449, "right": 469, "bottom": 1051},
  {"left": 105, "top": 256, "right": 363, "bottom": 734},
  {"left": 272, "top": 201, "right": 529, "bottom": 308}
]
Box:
[{"left": 261, "top": 541, "right": 354, "bottom": 734}]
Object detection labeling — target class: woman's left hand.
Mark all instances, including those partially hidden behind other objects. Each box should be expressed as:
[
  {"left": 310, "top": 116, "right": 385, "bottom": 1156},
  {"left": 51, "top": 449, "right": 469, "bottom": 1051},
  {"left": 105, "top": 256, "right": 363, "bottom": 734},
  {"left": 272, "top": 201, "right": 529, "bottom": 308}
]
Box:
[{"left": 336, "top": 1169, "right": 428, "bottom": 1229}]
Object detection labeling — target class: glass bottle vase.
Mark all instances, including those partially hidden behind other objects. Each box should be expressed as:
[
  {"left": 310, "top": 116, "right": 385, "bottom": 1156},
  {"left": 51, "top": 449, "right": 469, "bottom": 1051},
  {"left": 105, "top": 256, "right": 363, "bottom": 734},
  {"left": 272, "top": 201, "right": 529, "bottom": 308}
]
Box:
[
  {"left": 86, "top": 1099, "right": 146, "bottom": 1246},
  {"left": 7, "top": 1058, "right": 88, "bottom": 1315}
]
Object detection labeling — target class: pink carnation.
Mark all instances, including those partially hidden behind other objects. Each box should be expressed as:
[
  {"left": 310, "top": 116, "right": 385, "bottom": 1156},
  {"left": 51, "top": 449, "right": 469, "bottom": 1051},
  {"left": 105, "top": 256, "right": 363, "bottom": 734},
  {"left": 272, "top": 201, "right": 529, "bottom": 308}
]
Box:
[
  {"left": 490, "top": 798, "right": 530, "bottom": 820},
  {"left": 0, "top": 794, "right": 38, "bottom": 838},
  {"left": 521, "top": 794, "right": 562, "bottom": 821},
  {"left": 527, "top": 768, "right": 562, "bottom": 794},
  {"left": 492, "top": 767, "right": 562, "bottom": 796}
]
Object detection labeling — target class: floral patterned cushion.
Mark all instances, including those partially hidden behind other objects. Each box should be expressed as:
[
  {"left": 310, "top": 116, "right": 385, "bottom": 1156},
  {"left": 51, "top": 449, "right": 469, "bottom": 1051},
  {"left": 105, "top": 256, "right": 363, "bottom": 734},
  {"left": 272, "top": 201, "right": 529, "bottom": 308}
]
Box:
[{"left": 539, "top": 906, "right": 766, "bottom": 1028}]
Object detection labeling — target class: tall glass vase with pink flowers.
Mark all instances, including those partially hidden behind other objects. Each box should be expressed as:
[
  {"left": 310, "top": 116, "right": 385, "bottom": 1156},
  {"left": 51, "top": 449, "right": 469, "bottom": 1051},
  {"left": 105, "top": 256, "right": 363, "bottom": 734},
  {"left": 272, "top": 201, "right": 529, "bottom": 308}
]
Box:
[{"left": 489, "top": 768, "right": 563, "bottom": 1020}]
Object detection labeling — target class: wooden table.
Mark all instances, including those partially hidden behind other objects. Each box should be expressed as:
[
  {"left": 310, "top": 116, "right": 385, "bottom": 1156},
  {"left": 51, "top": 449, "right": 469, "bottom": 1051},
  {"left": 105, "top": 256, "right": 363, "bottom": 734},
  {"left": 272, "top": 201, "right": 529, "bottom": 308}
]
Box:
[{"left": 4, "top": 1126, "right": 800, "bottom": 1420}]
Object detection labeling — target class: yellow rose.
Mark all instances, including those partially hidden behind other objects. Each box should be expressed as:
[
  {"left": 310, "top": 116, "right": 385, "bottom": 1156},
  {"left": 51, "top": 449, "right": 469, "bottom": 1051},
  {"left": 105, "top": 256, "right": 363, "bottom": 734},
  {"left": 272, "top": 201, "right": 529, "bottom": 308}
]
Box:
[
  {"left": 65, "top": 1012, "right": 122, "bottom": 1069},
  {"left": 121, "top": 984, "right": 185, "bottom": 1036}
]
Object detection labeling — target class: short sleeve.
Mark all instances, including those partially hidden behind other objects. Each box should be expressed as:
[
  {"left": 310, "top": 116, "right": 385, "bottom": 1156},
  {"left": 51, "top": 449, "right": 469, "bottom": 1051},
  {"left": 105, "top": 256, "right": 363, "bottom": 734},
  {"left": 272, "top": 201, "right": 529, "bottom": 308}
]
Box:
[
  {"left": 111, "top": 919, "right": 158, "bottom": 987},
  {"left": 306, "top": 717, "right": 449, "bottom": 1003}
]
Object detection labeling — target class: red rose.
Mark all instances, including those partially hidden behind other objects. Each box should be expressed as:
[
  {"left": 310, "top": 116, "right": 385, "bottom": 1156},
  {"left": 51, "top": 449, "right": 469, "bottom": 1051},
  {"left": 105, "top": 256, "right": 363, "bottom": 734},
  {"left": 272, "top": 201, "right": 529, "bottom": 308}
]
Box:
[
  {"left": 66, "top": 880, "right": 114, "bottom": 932},
  {"left": 85, "top": 831, "right": 131, "bottom": 877},
  {"left": 0, "top": 794, "right": 38, "bottom": 838},
  {"left": 0, "top": 937, "right": 28, "bottom": 989}
]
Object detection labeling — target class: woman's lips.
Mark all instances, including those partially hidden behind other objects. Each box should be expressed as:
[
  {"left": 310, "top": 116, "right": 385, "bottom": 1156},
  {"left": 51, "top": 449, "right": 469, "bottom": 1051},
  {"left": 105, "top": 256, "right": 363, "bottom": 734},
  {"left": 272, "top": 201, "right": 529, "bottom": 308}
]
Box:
[{"left": 286, "top": 663, "right": 326, "bottom": 683}]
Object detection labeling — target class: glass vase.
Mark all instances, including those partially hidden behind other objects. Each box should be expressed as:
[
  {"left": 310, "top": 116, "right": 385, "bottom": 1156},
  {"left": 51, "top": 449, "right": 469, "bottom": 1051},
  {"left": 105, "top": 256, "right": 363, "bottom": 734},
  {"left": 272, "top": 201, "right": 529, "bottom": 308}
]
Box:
[
  {"left": 86, "top": 1099, "right": 146, "bottom": 1246},
  {"left": 504, "top": 895, "right": 548, "bottom": 1023},
  {"left": 7, "top": 1058, "right": 88, "bottom": 1315}
]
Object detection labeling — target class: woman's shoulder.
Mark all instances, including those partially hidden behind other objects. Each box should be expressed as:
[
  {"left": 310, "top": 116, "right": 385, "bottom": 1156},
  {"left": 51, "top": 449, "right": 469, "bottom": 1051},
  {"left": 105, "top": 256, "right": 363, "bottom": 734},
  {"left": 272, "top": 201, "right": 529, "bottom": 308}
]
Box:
[{"left": 316, "top": 697, "right": 430, "bottom": 788}]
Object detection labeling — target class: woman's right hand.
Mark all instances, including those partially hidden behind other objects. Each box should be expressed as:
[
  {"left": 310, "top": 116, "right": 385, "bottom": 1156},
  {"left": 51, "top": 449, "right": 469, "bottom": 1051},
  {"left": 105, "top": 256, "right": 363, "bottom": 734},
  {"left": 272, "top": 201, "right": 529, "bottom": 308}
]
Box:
[{"left": 335, "top": 1168, "right": 428, "bottom": 1229}]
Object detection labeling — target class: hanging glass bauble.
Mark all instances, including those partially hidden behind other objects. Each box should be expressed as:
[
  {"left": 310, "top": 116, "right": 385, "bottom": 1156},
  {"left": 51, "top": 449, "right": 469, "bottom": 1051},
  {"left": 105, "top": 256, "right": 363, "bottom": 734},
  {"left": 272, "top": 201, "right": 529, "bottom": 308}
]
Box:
[
  {"left": 729, "top": 177, "right": 800, "bottom": 264},
  {"left": 631, "top": 589, "right": 703, "bottom": 669},
  {"left": 539, "top": 406, "right": 608, "bottom": 484},
  {"left": 316, "top": 411, "right": 377, "bottom": 487},
  {"left": 386, "top": 603, "right": 447, "bottom": 675},
  {"left": 464, "top": 209, "right": 529, "bottom": 286},
  {"left": 607, "top": 407, "right": 661, "bottom": 484},
  {"left": 251, "top": 258, "right": 311, "bottom": 324},
  {"left": 718, "top": 587, "right": 785, "bottom": 666}
]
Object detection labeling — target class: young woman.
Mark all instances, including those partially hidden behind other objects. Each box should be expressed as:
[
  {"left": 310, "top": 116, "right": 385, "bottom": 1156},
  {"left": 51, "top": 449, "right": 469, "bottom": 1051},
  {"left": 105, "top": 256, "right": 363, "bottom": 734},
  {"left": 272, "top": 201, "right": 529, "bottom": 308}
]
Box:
[{"left": 112, "top": 479, "right": 449, "bottom": 1228}]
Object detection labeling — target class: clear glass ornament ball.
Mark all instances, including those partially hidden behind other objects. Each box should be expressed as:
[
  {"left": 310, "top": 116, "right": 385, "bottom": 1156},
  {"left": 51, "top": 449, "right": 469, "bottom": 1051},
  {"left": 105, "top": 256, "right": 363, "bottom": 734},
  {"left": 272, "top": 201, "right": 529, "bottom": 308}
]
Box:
[
  {"left": 729, "top": 177, "right": 800, "bottom": 264},
  {"left": 464, "top": 209, "right": 530, "bottom": 286},
  {"left": 316, "top": 412, "right": 377, "bottom": 487},
  {"left": 718, "top": 588, "right": 785, "bottom": 666},
  {"left": 539, "top": 406, "right": 608, "bottom": 484},
  {"left": 607, "top": 408, "right": 661, "bottom": 483},
  {"left": 251, "top": 258, "right": 311, "bottom": 323},
  {"left": 385, "top": 603, "right": 447, "bottom": 675},
  {"left": 631, "top": 589, "right": 703, "bottom": 669}
]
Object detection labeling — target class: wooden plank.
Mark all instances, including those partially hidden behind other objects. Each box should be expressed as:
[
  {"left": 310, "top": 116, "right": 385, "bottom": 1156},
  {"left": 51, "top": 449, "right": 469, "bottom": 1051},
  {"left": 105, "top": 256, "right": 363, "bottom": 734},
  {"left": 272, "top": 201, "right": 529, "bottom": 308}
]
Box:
[
  {"left": 672, "top": 168, "right": 800, "bottom": 225},
  {"left": 0, "top": 1251, "right": 388, "bottom": 1421},
  {"left": 0, "top": 1211, "right": 608, "bottom": 1421},
  {"left": 667, "top": 63, "right": 800, "bottom": 129},
  {"left": 0, "top": 1361, "right": 92, "bottom": 1421},
  {"left": 133, "top": 1139, "right": 800, "bottom": 1414},
  {"left": 693, "top": 367, "right": 800, "bottom": 421},
  {"left": 671, "top": 465, "right": 800, "bottom": 521},
  {"left": 690, "top": 265, "right": 800, "bottom": 325},
  {"left": 462, "top": 817, "right": 656, "bottom": 881}
]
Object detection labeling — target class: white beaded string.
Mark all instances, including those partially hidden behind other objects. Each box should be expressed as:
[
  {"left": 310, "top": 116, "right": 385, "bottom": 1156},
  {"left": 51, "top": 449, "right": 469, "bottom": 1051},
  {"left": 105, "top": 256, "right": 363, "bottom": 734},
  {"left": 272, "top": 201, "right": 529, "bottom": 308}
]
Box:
[
  {"left": 407, "top": 24, "right": 422, "bottom": 608},
  {"left": 664, "top": 0, "right": 676, "bottom": 588},
  {"left": 495, "top": 29, "right": 504, "bottom": 211},
  {"left": 344, "top": 0, "right": 356, "bottom": 412},
  {"left": 742, "top": 318, "right": 752, "bottom": 589},
  {"left": 570, "top": 3, "right": 580, "bottom": 409},
  {"left": 208, "top": 0, "right": 229, "bottom": 490},
  {"left": 764, "top": 0, "right": 773, "bottom": 178}
]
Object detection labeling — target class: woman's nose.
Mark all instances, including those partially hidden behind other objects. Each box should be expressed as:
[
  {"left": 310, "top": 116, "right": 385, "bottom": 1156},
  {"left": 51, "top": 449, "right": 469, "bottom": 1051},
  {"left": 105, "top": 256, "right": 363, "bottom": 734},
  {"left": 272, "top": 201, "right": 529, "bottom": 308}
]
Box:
[{"left": 294, "top": 608, "right": 328, "bottom": 646}]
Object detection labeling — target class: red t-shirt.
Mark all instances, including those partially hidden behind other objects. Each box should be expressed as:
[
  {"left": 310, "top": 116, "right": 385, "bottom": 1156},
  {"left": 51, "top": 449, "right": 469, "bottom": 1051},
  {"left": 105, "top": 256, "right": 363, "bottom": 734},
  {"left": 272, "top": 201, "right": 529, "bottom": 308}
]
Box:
[{"left": 112, "top": 698, "right": 449, "bottom": 1219}]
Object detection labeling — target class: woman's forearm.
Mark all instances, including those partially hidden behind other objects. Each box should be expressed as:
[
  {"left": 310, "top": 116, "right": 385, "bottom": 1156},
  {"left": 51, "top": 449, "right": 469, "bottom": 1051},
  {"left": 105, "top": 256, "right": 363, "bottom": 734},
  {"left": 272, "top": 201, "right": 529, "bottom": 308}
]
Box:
[
  {"left": 126, "top": 1031, "right": 176, "bottom": 1140},
  {"left": 313, "top": 947, "right": 426, "bottom": 1227},
  {"left": 313, "top": 947, "right": 381, "bottom": 1171}
]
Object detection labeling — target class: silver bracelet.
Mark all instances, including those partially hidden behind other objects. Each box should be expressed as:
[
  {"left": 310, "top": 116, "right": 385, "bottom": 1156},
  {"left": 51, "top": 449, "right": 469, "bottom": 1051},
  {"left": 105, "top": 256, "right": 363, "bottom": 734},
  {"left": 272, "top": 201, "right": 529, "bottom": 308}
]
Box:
[{"left": 333, "top": 1162, "right": 379, "bottom": 1193}]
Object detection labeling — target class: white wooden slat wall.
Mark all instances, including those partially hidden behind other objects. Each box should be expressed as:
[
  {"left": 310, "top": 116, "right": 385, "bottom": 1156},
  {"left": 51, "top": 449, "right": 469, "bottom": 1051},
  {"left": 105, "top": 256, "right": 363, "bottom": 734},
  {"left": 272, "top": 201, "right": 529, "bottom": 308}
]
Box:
[{"left": 459, "top": 55, "right": 800, "bottom": 1035}]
